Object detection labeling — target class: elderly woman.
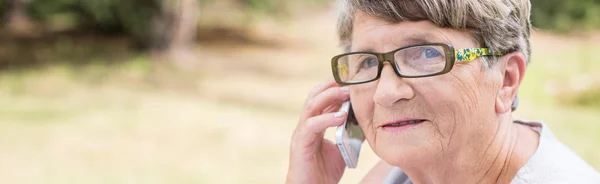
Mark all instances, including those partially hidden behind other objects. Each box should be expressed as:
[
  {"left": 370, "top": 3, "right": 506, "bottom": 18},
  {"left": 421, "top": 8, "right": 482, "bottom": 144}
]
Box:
[{"left": 286, "top": 0, "right": 600, "bottom": 183}]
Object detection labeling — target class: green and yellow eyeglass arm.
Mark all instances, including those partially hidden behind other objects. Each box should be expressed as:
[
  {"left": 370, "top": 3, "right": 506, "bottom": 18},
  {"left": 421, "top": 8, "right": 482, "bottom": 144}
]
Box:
[{"left": 455, "top": 48, "right": 503, "bottom": 62}]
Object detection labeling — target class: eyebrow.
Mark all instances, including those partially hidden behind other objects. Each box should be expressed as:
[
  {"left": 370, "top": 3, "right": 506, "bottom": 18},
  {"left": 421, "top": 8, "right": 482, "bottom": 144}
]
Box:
[
  {"left": 403, "top": 34, "right": 435, "bottom": 46},
  {"left": 352, "top": 33, "right": 444, "bottom": 53}
]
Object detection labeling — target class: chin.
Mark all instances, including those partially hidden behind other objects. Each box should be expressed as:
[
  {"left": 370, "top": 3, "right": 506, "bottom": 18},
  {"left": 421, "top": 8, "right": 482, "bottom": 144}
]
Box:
[
  {"left": 372, "top": 122, "right": 440, "bottom": 167},
  {"left": 377, "top": 143, "right": 433, "bottom": 168}
]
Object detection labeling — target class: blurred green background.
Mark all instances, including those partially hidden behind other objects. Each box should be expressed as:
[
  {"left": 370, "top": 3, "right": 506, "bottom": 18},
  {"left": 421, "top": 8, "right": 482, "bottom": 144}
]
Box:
[{"left": 0, "top": 0, "right": 598, "bottom": 183}]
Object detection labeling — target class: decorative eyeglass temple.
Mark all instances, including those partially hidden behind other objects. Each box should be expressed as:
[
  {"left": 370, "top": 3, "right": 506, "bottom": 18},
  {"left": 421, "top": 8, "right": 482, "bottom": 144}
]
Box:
[{"left": 455, "top": 48, "right": 503, "bottom": 62}]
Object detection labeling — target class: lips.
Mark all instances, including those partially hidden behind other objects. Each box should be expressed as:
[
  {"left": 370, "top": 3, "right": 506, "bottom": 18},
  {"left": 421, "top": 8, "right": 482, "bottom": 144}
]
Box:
[{"left": 381, "top": 119, "right": 427, "bottom": 128}]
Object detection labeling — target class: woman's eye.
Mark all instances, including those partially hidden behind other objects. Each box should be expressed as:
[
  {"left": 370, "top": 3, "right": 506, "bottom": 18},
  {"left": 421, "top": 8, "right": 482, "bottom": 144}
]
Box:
[
  {"left": 422, "top": 48, "right": 442, "bottom": 59},
  {"left": 360, "top": 57, "right": 378, "bottom": 69}
]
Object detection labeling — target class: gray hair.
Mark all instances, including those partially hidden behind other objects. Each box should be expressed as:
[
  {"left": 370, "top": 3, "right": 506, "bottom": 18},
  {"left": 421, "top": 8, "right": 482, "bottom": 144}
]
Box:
[{"left": 336, "top": 0, "right": 532, "bottom": 67}]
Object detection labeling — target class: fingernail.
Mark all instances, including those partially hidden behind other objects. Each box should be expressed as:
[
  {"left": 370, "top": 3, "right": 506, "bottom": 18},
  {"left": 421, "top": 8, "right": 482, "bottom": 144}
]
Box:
[
  {"left": 334, "top": 111, "right": 346, "bottom": 118},
  {"left": 340, "top": 86, "right": 350, "bottom": 92}
]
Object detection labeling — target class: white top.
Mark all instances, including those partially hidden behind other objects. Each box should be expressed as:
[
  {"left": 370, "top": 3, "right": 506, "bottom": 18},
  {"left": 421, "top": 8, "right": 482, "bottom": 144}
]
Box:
[{"left": 383, "top": 120, "right": 600, "bottom": 184}]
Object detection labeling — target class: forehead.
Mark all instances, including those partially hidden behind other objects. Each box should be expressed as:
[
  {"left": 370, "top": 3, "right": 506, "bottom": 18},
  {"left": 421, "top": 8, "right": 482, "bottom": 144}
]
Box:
[{"left": 351, "top": 10, "right": 478, "bottom": 53}]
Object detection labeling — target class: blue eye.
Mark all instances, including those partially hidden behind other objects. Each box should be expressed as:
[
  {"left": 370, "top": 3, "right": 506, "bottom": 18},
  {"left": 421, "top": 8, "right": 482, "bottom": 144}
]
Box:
[
  {"left": 424, "top": 48, "right": 442, "bottom": 58},
  {"left": 360, "top": 57, "right": 378, "bottom": 69}
]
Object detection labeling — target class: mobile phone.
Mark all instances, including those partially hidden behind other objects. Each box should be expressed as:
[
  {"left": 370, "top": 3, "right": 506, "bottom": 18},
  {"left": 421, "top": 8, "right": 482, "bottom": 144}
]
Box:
[{"left": 335, "top": 101, "right": 365, "bottom": 168}]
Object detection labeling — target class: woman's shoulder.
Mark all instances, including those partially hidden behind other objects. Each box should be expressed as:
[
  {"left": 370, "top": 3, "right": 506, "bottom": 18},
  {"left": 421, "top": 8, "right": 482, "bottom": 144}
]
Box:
[
  {"left": 512, "top": 119, "right": 600, "bottom": 184},
  {"left": 383, "top": 167, "right": 412, "bottom": 184}
]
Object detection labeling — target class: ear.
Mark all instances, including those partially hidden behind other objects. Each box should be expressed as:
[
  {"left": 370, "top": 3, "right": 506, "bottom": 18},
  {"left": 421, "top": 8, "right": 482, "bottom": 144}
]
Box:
[{"left": 494, "top": 52, "right": 527, "bottom": 114}]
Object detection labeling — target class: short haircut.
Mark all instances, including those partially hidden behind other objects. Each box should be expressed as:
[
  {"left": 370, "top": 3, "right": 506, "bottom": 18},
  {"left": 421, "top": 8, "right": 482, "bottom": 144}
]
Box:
[{"left": 336, "top": 0, "right": 532, "bottom": 67}]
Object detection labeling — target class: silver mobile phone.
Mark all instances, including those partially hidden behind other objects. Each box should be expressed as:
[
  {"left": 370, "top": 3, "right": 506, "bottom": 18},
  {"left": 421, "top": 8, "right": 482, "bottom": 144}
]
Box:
[{"left": 335, "top": 101, "right": 365, "bottom": 168}]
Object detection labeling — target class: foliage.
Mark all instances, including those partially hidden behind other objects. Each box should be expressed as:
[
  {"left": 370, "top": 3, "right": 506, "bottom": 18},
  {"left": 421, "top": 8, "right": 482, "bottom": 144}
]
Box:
[
  {"left": 239, "top": 0, "right": 327, "bottom": 15},
  {"left": 0, "top": 0, "right": 329, "bottom": 47},
  {"left": 1, "top": 0, "right": 600, "bottom": 36},
  {"left": 25, "top": 0, "right": 159, "bottom": 37},
  {"left": 531, "top": 0, "right": 600, "bottom": 32}
]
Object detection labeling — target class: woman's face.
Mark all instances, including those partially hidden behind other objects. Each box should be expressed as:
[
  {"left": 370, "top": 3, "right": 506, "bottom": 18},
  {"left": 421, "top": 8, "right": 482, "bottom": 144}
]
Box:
[{"left": 350, "top": 11, "right": 505, "bottom": 167}]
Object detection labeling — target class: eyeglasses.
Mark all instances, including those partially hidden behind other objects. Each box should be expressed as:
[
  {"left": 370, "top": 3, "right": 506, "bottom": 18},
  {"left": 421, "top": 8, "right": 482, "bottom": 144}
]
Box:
[{"left": 331, "top": 43, "right": 502, "bottom": 85}]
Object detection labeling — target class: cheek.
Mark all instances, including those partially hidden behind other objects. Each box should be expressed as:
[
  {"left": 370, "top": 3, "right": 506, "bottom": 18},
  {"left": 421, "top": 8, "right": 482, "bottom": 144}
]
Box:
[
  {"left": 432, "top": 64, "right": 489, "bottom": 115},
  {"left": 424, "top": 75, "right": 475, "bottom": 115},
  {"left": 413, "top": 79, "right": 461, "bottom": 139},
  {"left": 349, "top": 84, "right": 377, "bottom": 135},
  {"left": 448, "top": 66, "right": 499, "bottom": 116},
  {"left": 421, "top": 66, "right": 499, "bottom": 141}
]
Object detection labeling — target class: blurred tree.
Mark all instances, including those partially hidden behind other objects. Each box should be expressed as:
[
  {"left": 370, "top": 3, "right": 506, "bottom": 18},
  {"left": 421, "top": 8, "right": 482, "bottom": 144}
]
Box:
[
  {"left": 77, "top": 0, "right": 199, "bottom": 63},
  {"left": 23, "top": 0, "right": 199, "bottom": 63},
  {"left": 5, "top": 0, "right": 37, "bottom": 37},
  {"left": 151, "top": 0, "right": 199, "bottom": 64},
  {"left": 0, "top": 0, "right": 326, "bottom": 66}
]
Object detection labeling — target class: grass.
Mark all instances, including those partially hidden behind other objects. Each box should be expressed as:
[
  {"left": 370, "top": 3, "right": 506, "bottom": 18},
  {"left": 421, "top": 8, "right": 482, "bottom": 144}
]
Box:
[
  {"left": 0, "top": 11, "right": 599, "bottom": 184},
  {"left": 514, "top": 32, "right": 600, "bottom": 171}
]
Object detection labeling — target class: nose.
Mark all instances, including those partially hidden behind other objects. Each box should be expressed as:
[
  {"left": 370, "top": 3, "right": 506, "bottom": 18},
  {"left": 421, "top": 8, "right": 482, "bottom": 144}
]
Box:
[{"left": 373, "top": 63, "right": 415, "bottom": 107}]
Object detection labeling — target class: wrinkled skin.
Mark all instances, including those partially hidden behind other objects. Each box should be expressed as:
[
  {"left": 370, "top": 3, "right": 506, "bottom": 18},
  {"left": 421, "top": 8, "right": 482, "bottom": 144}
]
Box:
[{"left": 286, "top": 10, "right": 537, "bottom": 184}]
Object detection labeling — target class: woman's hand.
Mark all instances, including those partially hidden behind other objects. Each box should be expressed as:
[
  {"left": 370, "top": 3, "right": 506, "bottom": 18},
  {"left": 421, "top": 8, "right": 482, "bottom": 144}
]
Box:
[{"left": 286, "top": 79, "right": 351, "bottom": 184}]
